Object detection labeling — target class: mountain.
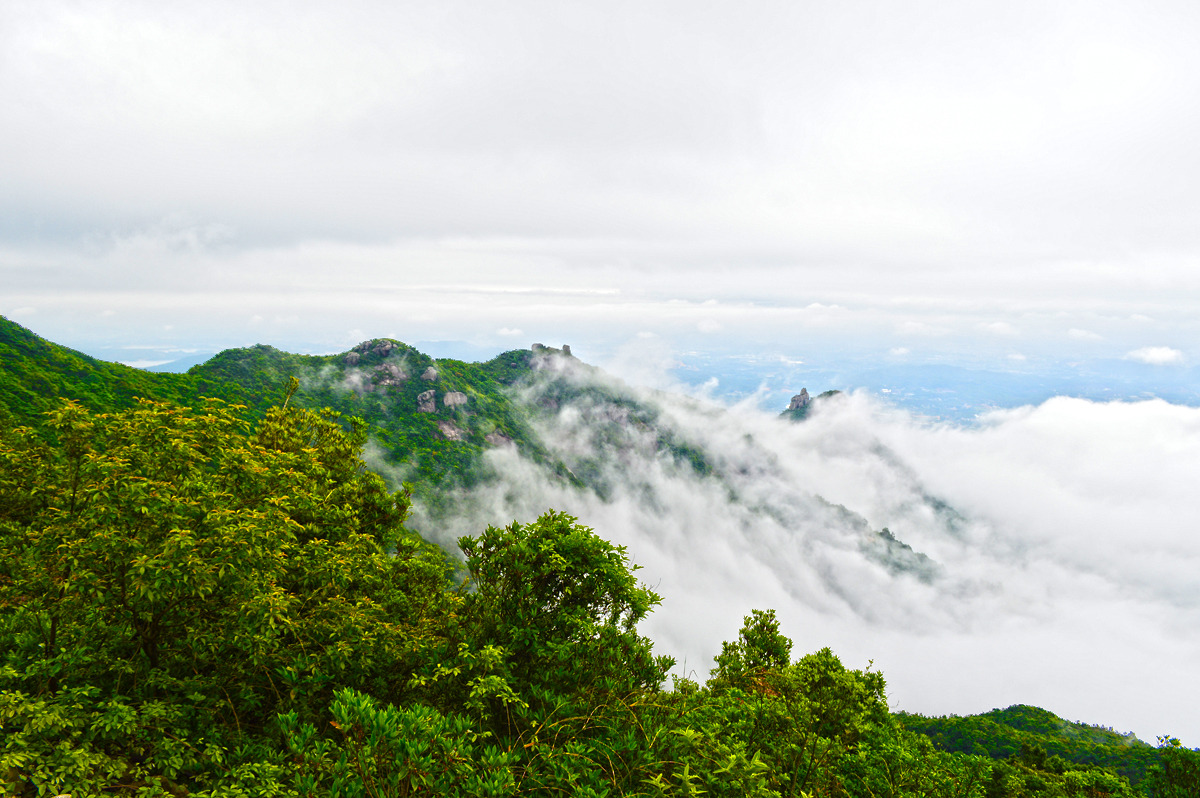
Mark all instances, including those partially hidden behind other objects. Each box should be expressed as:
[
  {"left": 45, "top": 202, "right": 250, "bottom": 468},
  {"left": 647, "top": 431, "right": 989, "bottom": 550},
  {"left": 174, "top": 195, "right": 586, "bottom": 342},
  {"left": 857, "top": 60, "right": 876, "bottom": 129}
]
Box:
[
  {"left": 0, "top": 315, "right": 550, "bottom": 494},
  {"left": 0, "top": 315, "right": 1008, "bottom": 603},
  {"left": 0, "top": 314, "right": 234, "bottom": 422},
  {"left": 0, "top": 313, "right": 950, "bottom": 582}
]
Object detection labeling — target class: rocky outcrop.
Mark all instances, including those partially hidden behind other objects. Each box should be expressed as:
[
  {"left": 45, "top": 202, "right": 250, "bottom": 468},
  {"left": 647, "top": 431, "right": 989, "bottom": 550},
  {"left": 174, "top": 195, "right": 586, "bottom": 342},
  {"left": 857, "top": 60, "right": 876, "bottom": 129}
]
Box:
[
  {"left": 421, "top": 366, "right": 438, "bottom": 381},
  {"left": 443, "top": 391, "right": 468, "bottom": 408},
  {"left": 345, "top": 339, "right": 408, "bottom": 378},
  {"left": 531, "top": 342, "right": 573, "bottom": 356},
  {"left": 370, "top": 340, "right": 397, "bottom": 358},
  {"left": 416, "top": 389, "right": 436, "bottom": 413},
  {"left": 485, "top": 430, "right": 514, "bottom": 447},
  {"left": 782, "top": 388, "right": 841, "bottom": 423},
  {"left": 436, "top": 420, "right": 465, "bottom": 440},
  {"left": 788, "top": 389, "right": 811, "bottom": 411},
  {"left": 350, "top": 339, "right": 400, "bottom": 358},
  {"left": 374, "top": 362, "right": 407, "bottom": 387}
]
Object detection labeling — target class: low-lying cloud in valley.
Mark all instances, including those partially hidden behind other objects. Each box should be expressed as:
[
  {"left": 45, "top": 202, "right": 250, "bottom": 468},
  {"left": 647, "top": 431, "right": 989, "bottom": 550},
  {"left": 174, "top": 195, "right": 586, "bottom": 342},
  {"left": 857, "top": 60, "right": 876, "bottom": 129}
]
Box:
[{"left": 410, "top": 358, "right": 1200, "bottom": 746}]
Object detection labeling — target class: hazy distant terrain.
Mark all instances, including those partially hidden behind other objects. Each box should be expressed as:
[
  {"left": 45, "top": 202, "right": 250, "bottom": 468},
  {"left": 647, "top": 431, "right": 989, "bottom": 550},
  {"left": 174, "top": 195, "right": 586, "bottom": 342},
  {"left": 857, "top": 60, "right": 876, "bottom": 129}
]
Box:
[{"left": 666, "top": 351, "right": 1200, "bottom": 422}]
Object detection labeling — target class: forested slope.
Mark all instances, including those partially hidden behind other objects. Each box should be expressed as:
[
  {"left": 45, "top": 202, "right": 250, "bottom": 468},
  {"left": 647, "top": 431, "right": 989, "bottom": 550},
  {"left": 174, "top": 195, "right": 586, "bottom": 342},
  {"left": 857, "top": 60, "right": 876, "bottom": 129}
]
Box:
[
  {"left": 900, "top": 705, "right": 1164, "bottom": 787},
  {"left": 0, "top": 316, "right": 552, "bottom": 493}
]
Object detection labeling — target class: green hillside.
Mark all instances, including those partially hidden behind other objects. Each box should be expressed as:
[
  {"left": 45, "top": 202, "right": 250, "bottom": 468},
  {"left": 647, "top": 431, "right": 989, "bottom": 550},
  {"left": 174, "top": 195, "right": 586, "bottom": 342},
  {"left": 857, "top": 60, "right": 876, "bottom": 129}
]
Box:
[
  {"left": 900, "top": 705, "right": 1161, "bottom": 787},
  {"left": 0, "top": 316, "right": 556, "bottom": 496},
  {"left": 0, "top": 315, "right": 240, "bottom": 424}
]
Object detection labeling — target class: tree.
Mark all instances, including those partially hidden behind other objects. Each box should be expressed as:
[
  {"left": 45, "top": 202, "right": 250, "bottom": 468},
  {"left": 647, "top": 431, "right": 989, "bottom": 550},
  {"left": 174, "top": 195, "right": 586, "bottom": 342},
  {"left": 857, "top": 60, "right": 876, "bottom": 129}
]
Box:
[
  {"left": 711, "top": 608, "right": 793, "bottom": 688},
  {"left": 459, "top": 510, "right": 672, "bottom": 702},
  {"left": 456, "top": 510, "right": 674, "bottom": 794},
  {"left": 1145, "top": 737, "right": 1200, "bottom": 798}
]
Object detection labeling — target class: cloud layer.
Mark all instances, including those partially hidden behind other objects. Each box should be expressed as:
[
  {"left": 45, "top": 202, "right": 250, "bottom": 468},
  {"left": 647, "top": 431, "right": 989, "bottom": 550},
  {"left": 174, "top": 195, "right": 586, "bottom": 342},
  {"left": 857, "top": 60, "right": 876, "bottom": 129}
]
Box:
[
  {"left": 3, "top": 1, "right": 1200, "bottom": 368},
  {"left": 414, "top": 362, "right": 1200, "bottom": 745}
]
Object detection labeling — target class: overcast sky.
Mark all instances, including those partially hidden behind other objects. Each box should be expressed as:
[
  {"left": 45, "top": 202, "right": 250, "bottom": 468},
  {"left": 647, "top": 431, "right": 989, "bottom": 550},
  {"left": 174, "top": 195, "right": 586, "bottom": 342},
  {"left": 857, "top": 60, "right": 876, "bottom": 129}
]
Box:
[{"left": 3, "top": 0, "right": 1200, "bottom": 370}]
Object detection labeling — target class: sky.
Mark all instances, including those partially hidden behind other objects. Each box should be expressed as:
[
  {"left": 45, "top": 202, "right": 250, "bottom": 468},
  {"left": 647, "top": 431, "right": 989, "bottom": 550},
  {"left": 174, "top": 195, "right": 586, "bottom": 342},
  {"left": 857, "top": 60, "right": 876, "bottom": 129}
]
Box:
[
  {"left": 4, "top": 0, "right": 1200, "bottom": 745},
  {"left": 3, "top": 0, "right": 1200, "bottom": 378}
]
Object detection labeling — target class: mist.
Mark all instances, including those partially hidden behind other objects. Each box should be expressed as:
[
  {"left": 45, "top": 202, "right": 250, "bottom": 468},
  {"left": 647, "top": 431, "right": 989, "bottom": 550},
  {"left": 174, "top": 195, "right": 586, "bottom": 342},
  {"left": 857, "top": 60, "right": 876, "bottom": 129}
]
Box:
[{"left": 410, "top": 357, "right": 1200, "bottom": 747}]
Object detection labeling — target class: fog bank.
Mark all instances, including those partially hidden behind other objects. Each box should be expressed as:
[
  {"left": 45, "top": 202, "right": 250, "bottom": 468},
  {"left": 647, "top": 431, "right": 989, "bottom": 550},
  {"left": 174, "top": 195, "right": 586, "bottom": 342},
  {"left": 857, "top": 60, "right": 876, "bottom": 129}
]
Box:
[{"left": 413, "top": 360, "right": 1200, "bottom": 746}]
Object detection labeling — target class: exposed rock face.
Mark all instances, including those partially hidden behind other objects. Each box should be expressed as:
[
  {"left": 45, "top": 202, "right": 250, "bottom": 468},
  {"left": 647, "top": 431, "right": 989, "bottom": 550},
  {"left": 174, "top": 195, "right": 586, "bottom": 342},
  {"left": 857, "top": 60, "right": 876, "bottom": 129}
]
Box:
[
  {"left": 343, "top": 352, "right": 360, "bottom": 366},
  {"left": 348, "top": 338, "right": 404, "bottom": 359},
  {"left": 788, "top": 389, "right": 811, "bottom": 411},
  {"left": 436, "top": 420, "right": 464, "bottom": 440},
  {"left": 443, "top": 391, "right": 468, "bottom": 408},
  {"left": 562, "top": 344, "right": 571, "bottom": 356},
  {"left": 416, "top": 389, "right": 436, "bottom": 413},
  {"left": 531, "top": 343, "right": 546, "bottom": 352},
  {"left": 421, "top": 366, "right": 438, "bottom": 381},
  {"left": 374, "top": 362, "right": 407, "bottom": 387},
  {"left": 485, "top": 431, "right": 514, "bottom": 447}
]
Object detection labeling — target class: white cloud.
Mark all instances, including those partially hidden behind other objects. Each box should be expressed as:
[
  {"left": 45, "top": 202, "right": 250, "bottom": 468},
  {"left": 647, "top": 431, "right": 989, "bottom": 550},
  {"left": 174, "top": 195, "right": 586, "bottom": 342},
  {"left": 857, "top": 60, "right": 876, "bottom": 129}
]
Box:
[
  {"left": 1125, "top": 346, "right": 1185, "bottom": 365},
  {"left": 497, "top": 327, "right": 523, "bottom": 337},
  {"left": 417, "top": 363, "right": 1200, "bottom": 746},
  {"left": 119, "top": 358, "right": 171, "bottom": 368},
  {"left": 896, "top": 321, "right": 951, "bottom": 337},
  {"left": 980, "top": 321, "right": 1018, "bottom": 336},
  {"left": 1, "top": 0, "right": 1200, "bottom": 373},
  {"left": 1068, "top": 328, "right": 1102, "bottom": 341},
  {"left": 3, "top": 1, "right": 1200, "bottom": 320}
]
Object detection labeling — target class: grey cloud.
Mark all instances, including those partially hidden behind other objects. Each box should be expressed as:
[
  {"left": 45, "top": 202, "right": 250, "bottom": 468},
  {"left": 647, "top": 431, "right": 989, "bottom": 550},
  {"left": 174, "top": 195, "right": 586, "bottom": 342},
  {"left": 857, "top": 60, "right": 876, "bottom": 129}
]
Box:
[
  {"left": 6, "top": 1, "right": 1200, "bottom": 373},
  {"left": 6, "top": 0, "right": 1200, "bottom": 255}
]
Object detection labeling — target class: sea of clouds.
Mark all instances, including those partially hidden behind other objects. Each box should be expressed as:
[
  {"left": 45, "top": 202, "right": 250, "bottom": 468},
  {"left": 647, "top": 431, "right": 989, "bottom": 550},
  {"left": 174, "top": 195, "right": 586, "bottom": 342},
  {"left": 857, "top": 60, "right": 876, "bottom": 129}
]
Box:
[{"left": 411, "top": 359, "right": 1200, "bottom": 747}]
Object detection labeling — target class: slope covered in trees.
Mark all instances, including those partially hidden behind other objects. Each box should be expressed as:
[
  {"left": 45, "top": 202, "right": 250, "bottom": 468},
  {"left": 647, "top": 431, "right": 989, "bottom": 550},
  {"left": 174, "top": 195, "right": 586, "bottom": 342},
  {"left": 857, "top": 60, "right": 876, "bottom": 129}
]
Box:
[
  {"left": 899, "top": 705, "right": 1159, "bottom": 784},
  {"left": 0, "top": 316, "right": 550, "bottom": 494}
]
